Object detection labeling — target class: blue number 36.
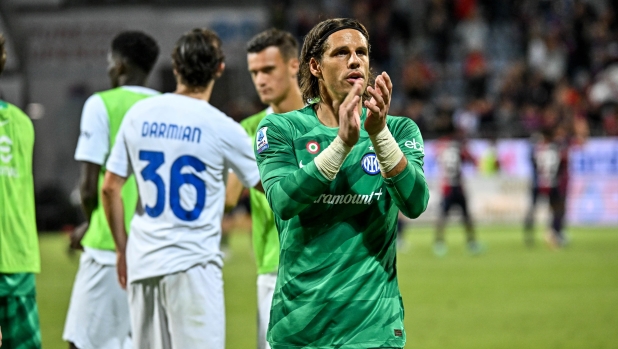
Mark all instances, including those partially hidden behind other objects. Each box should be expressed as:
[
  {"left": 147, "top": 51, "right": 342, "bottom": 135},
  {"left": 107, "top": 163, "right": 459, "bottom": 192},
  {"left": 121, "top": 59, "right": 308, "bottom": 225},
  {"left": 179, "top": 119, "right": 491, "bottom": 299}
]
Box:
[{"left": 139, "top": 150, "right": 206, "bottom": 221}]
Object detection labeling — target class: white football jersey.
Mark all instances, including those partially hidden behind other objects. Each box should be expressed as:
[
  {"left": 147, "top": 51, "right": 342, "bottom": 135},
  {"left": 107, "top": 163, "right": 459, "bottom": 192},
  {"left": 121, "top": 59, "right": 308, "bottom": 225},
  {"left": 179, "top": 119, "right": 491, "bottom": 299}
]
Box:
[{"left": 106, "top": 93, "right": 260, "bottom": 283}]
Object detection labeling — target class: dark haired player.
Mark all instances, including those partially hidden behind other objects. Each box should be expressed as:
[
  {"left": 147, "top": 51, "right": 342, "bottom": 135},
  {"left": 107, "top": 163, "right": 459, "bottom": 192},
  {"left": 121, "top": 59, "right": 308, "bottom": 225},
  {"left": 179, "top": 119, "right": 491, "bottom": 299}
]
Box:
[
  {"left": 102, "top": 28, "right": 261, "bottom": 348},
  {"left": 0, "top": 33, "right": 42, "bottom": 349},
  {"left": 255, "top": 18, "right": 429, "bottom": 348},
  {"left": 434, "top": 122, "right": 481, "bottom": 257},
  {"left": 225, "top": 28, "right": 304, "bottom": 349},
  {"left": 524, "top": 125, "right": 570, "bottom": 248},
  {"left": 63, "top": 31, "right": 160, "bottom": 349}
]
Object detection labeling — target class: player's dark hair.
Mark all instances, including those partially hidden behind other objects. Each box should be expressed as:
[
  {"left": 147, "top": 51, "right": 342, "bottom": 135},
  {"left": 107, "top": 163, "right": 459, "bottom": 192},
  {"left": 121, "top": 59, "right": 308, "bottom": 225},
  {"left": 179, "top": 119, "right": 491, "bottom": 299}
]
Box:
[
  {"left": 0, "top": 34, "right": 6, "bottom": 75},
  {"left": 111, "top": 31, "right": 159, "bottom": 74},
  {"left": 246, "top": 28, "right": 299, "bottom": 61},
  {"left": 299, "top": 18, "right": 374, "bottom": 104},
  {"left": 172, "top": 28, "right": 225, "bottom": 89}
]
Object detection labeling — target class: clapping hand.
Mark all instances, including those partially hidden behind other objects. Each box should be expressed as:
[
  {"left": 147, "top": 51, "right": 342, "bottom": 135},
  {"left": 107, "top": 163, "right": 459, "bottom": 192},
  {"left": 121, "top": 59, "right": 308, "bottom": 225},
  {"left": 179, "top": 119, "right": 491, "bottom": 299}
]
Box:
[
  {"left": 364, "top": 72, "right": 393, "bottom": 135},
  {"left": 335, "top": 80, "right": 364, "bottom": 147}
]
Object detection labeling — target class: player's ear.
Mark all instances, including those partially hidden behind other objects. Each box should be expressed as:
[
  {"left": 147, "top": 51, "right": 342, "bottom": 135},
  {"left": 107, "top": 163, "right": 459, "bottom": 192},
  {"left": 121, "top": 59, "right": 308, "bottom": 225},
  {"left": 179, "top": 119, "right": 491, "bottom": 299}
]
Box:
[
  {"left": 309, "top": 57, "right": 321, "bottom": 78},
  {"left": 172, "top": 68, "right": 181, "bottom": 83},
  {"left": 116, "top": 57, "right": 129, "bottom": 75},
  {"left": 289, "top": 58, "right": 300, "bottom": 76},
  {"left": 215, "top": 62, "right": 225, "bottom": 78}
]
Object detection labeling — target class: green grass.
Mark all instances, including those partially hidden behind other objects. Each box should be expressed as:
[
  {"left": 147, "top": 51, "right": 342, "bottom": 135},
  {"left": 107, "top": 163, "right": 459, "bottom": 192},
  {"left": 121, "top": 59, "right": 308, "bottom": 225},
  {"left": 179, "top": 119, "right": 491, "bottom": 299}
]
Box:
[{"left": 36, "top": 225, "right": 618, "bottom": 349}]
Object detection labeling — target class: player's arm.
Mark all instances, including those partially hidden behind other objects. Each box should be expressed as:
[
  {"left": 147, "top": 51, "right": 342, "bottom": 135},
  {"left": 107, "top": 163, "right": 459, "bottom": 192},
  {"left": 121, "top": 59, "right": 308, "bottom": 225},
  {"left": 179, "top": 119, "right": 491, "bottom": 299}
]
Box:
[
  {"left": 69, "top": 161, "right": 100, "bottom": 249},
  {"left": 255, "top": 120, "right": 331, "bottom": 221},
  {"left": 72, "top": 94, "right": 109, "bottom": 249},
  {"left": 101, "top": 171, "right": 128, "bottom": 289},
  {"left": 101, "top": 122, "right": 132, "bottom": 289},
  {"left": 224, "top": 172, "right": 244, "bottom": 212},
  {"left": 363, "top": 72, "right": 429, "bottom": 218},
  {"left": 382, "top": 119, "right": 430, "bottom": 218},
  {"left": 78, "top": 162, "right": 101, "bottom": 219},
  {"left": 222, "top": 122, "right": 264, "bottom": 197}
]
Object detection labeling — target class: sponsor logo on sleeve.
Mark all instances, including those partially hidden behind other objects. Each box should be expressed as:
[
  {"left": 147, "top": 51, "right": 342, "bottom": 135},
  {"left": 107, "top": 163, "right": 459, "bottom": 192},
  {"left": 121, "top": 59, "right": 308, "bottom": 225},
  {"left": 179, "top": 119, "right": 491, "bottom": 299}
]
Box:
[
  {"left": 405, "top": 139, "right": 424, "bottom": 154},
  {"left": 361, "top": 153, "right": 380, "bottom": 175},
  {"left": 256, "top": 127, "right": 269, "bottom": 154}
]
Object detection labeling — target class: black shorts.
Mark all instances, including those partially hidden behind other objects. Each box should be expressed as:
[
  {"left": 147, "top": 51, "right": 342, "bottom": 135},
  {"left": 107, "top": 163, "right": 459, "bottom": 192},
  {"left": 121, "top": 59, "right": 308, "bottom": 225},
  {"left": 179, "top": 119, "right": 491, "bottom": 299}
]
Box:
[
  {"left": 441, "top": 186, "right": 469, "bottom": 218},
  {"left": 531, "top": 186, "right": 566, "bottom": 209}
]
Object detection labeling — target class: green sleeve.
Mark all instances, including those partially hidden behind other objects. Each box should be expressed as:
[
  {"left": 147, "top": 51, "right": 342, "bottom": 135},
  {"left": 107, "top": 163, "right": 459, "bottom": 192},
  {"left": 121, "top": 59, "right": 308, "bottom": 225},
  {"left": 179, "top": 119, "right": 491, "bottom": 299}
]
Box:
[
  {"left": 255, "top": 115, "right": 331, "bottom": 220},
  {"left": 383, "top": 117, "right": 430, "bottom": 218}
]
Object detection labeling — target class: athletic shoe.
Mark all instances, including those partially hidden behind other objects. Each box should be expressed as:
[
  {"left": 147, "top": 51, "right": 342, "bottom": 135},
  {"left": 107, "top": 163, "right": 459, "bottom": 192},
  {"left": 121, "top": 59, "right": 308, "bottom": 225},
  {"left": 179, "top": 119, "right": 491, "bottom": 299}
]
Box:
[
  {"left": 433, "top": 241, "right": 448, "bottom": 257},
  {"left": 544, "top": 229, "right": 561, "bottom": 250},
  {"left": 467, "top": 241, "right": 485, "bottom": 256}
]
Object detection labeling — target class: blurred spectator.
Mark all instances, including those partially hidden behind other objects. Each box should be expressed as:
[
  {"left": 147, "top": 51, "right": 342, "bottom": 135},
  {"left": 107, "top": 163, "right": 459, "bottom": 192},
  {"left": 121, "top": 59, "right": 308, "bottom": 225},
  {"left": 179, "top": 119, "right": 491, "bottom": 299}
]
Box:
[
  {"left": 432, "top": 96, "right": 457, "bottom": 137},
  {"left": 402, "top": 54, "right": 435, "bottom": 102},
  {"left": 453, "top": 99, "right": 480, "bottom": 137},
  {"left": 528, "top": 29, "right": 567, "bottom": 84},
  {"left": 454, "top": 0, "right": 478, "bottom": 21},
  {"left": 521, "top": 104, "right": 543, "bottom": 134},
  {"left": 602, "top": 104, "right": 618, "bottom": 136},
  {"left": 403, "top": 99, "right": 428, "bottom": 134},
  {"left": 464, "top": 50, "right": 488, "bottom": 99},
  {"left": 456, "top": 6, "right": 489, "bottom": 53},
  {"left": 425, "top": 0, "right": 454, "bottom": 64},
  {"left": 369, "top": 6, "right": 393, "bottom": 72},
  {"left": 291, "top": 6, "right": 318, "bottom": 41},
  {"left": 524, "top": 71, "right": 553, "bottom": 107},
  {"left": 589, "top": 56, "right": 618, "bottom": 107},
  {"left": 567, "top": 0, "right": 596, "bottom": 78}
]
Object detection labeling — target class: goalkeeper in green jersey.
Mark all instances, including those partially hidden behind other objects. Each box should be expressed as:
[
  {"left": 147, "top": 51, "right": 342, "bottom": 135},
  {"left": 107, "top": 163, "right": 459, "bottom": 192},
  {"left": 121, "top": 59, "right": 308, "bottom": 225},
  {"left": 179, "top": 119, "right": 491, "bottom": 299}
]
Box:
[
  {"left": 225, "top": 29, "right": 304, "bottom": 349},
  {"left": 255, "top": 18, "right": 429, "bottom": 349},
  {"left": 0, "top": 33, "right": 42, "bottom": 349}
]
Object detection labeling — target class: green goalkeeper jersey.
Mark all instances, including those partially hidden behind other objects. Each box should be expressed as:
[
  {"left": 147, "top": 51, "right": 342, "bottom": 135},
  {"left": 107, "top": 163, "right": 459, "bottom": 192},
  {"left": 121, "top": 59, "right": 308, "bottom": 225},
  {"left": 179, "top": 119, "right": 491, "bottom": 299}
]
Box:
[
  {"left": 255, "top": 105, "right": 429, "bottom": 349},
  {"left": 0, "top": 100, "right": 40, "bottom": 274},
  {"left": 240, "top": 108, "right": 279, "bottom": 275}
]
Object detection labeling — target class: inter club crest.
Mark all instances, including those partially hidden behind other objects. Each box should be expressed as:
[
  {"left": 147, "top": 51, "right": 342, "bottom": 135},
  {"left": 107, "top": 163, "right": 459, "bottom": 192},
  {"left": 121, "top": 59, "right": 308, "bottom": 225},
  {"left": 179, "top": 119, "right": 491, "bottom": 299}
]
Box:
[{"left": 361, "top": 153, "right": 380, "bottom": 175}]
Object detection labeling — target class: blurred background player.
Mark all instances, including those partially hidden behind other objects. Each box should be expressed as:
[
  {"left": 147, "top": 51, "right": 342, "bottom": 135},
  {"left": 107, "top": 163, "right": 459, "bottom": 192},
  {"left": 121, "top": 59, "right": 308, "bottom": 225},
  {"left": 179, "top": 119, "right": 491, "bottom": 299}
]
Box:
[
  {"left": 524, "top": 125, "right": 572, "bottom": 248},
  {"left": 255, "top": 18, "right": 429, "bottom": 348},
  {"left": 434, "top": 116, "right": 481, "bottom": 256},
  {"left": 63, "top": 31, "right": 159, "bottom": 349},
  {"left": 224, "top": 28, "right": 303, "bottom": 349},
  {"left": 0, "top": 33, "right": 42, "bottom": 349},
  {"left": 101, "top": 28, "right": 261, "bottom": 349}
]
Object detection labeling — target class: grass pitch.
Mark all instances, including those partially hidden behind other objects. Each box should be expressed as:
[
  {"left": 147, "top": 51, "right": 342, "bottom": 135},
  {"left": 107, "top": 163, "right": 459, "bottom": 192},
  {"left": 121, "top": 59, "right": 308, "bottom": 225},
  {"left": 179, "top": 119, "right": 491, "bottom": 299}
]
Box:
[{"left": 36, "top": 225, "right": 618, "bottom": 349}]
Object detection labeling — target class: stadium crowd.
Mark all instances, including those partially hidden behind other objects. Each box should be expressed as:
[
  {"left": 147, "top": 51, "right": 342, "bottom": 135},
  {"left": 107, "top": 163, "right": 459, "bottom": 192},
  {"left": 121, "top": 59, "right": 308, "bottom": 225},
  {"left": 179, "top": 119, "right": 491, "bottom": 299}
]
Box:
[{"left": 267, "top": 0, "right": 618, "bottom": 139}]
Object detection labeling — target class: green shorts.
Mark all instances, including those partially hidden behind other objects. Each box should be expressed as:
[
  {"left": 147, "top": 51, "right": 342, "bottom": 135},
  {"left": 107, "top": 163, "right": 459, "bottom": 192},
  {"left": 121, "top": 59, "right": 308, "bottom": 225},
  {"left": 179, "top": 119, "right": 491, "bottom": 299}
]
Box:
[{"left": 0, "top": 273, "right": 41, "bottom": 349}]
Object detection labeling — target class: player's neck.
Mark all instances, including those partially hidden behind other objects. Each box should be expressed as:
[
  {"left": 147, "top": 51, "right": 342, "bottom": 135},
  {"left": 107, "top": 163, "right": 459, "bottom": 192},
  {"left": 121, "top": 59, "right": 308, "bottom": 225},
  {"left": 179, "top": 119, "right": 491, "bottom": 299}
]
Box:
[
  {"left": 271, "top": 86, "right": 304, "bottom": 114},
  {"left": 174, "top": 81, "right": 215, "bottom": 102},
  {"left": 118, "top": 72, "right": 148, "bottom": 87}
]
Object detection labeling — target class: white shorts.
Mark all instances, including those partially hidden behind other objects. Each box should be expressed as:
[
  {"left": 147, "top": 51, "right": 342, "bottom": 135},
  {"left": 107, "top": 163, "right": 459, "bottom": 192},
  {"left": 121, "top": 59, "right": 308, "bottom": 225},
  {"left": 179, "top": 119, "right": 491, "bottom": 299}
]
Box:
[
  {"left": 128, "top": 263, "right": 224, "bottom": 349},
  {"left": 63, "top": 251, "right": 131, "bottom": 349},
  {"left": 257, "top": 272, "right": 277, "bottom": 349}
]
